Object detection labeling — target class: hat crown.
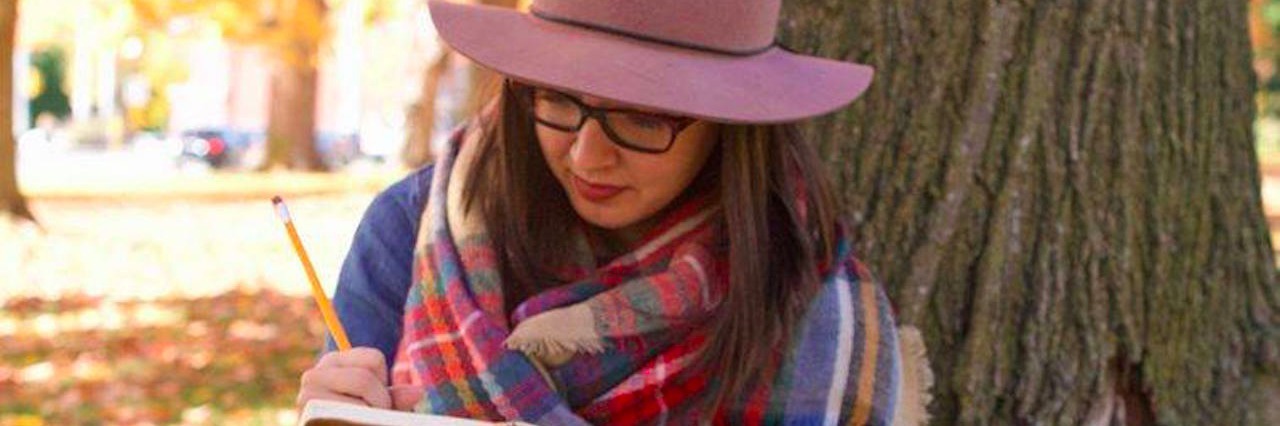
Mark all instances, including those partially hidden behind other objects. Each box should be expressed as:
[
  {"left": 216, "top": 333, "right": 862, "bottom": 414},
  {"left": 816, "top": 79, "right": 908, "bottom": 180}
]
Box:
[{"left": 531, "top": 0, "right": 780, "bottom": 54}]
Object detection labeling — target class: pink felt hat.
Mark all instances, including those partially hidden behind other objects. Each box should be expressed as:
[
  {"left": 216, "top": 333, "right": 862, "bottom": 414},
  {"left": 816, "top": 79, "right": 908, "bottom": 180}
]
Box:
[{"left": 428, "top": 0, "right": 874, "bottom": 124}]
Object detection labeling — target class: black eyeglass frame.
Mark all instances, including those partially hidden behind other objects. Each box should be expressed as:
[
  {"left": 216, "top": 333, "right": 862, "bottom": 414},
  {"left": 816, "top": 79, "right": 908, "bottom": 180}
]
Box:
[{"left": 507, "top": 81, "right": 697, "bottom": 154}]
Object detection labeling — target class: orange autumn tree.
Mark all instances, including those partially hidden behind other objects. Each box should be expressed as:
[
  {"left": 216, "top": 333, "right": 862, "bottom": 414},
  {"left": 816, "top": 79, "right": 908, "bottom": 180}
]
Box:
[{"left": 130, "top": 0, "right": 396, "bottom": 171}]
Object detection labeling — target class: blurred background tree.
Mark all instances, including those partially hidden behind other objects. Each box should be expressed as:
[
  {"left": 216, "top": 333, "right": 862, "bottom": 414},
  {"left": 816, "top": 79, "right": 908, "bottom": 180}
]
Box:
[
  {"left": 1, "top": 0, "right": 34, "bottom": 222},
  {"left": 401, "top": 0, "right": 529, "bottom": 168},
  {"left": 259, "top": 0, "right": 329, "bottom": 171},
  {"left": 129, "top": 0, "right": 329, "bottom": 170},
  {"left": 128, "top": 0, "right": 402, "bottom": 171}
]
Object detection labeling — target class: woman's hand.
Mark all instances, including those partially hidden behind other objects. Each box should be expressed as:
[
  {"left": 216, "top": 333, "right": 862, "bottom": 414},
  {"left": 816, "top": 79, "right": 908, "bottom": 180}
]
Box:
[{"left": 296, "top": 347, "right": 423, "bottom": 411}]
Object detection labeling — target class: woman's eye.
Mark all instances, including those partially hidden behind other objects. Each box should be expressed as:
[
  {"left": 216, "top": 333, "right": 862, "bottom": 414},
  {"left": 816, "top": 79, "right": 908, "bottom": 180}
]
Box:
[
  {"left": 621, "top": 113, "right": 665, "bottom": 130},
  {"left": 535, "top": 91, "right": 574, "bottom": 106}
]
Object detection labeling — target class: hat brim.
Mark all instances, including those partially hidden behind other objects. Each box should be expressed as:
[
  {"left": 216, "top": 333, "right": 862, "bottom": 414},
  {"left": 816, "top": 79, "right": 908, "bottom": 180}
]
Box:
[{"left": 428, "top": 0, "right": 874, "bottom": 124}]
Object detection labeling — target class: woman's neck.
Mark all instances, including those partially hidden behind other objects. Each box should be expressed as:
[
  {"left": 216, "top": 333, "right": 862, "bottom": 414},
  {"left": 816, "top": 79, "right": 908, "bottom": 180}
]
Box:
[
  {"left": 610, "top": 221, "right": 655, "bottom": 247},
  {"left": 589, "top": 217, "right": 659, "bottom": 262}
]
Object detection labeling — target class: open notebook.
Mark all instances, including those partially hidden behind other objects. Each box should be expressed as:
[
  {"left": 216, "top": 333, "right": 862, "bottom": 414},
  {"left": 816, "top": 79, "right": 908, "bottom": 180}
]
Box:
[{"left": 299, "top": 400, "right": 535, "bottom": 426}]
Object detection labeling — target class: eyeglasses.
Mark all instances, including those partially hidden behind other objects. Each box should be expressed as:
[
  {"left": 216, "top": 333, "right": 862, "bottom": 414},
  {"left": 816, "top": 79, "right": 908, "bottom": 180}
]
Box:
[{"left": 511, "top": 82, "right": 697, "bottom": 154}]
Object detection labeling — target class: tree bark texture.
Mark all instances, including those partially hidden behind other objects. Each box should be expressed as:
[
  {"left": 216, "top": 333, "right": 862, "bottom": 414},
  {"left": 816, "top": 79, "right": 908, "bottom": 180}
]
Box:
[
  {"left": 779, "top": 0, "right": 1280, "bottom": 424},
  {"left": 0, "top": 0, "right": 33, "bottom": 222}
]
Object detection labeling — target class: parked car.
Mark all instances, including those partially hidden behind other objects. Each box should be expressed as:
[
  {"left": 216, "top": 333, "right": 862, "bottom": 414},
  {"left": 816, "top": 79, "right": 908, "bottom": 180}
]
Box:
[
  {"left": 317, "top": 132, "right": 362, "bottom": 168},
  {"left": 177, "top": 128, "right": 363, "bottom": 169},
  {"left": 178, "top": 128, "right": 261, "bottom": 169}
]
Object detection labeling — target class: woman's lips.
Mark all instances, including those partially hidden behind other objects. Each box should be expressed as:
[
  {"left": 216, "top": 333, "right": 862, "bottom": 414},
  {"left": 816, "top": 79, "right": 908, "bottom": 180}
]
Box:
[{"left": 571, "top": 175, "right": 624, "bottom": 202}]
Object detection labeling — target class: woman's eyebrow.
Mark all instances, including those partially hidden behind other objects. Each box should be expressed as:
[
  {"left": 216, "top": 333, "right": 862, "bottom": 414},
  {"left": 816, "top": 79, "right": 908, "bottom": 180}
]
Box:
[
  {"left": 600, "top": 101, "right": 682, "bottom": 118},
  {"left": 547, "top": 88, "right": 680, "bottom": 118},
  {"left": 577, "top": 93, "right": 662, "bottom": 114}
]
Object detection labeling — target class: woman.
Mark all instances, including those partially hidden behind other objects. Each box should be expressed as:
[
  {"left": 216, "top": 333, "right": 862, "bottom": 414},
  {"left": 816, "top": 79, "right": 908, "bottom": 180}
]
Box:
[{"left": 297, "top": 0, "right": 902, "bottom": 424}]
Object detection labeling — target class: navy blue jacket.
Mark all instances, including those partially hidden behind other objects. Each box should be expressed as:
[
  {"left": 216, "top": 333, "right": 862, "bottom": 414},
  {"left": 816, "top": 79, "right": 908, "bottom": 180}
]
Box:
[{"left": 324, "top": 165, "right": 433, "bottom": 368}]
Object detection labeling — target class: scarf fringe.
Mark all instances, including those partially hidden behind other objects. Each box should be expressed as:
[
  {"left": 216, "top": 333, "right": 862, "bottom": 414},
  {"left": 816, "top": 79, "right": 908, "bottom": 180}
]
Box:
[
  {"left": 507, "top": 337, "right": 608, "bottom": 365},
  {"left": 892, "top": 325, "right": 933, "bottom": 426}
]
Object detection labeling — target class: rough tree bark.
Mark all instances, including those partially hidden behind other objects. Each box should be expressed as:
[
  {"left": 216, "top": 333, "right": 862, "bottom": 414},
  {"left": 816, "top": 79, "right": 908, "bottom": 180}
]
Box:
[
  {"left": 0, "top": 0, "right": 34, "bottom": 222},
  {"left": 262, "top": 0, "right": 327, "bottom": 171},
  {"left": 780, "top": 0, "right": 1280, "bottom": 424}
]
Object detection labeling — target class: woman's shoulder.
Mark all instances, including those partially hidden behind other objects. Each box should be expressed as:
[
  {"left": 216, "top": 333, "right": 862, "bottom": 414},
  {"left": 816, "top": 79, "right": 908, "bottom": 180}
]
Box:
[
  {"left": 358, "top": 164, "right": 435, "bottom": 234},
  {"left": 394, "top": 163, "right": 436, "bottom": 205}
]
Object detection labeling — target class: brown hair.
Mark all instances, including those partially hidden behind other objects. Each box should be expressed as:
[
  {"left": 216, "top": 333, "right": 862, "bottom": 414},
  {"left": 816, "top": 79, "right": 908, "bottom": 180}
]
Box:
[{"left": 461, "top": 81, "right": 840, "bottom": 408}]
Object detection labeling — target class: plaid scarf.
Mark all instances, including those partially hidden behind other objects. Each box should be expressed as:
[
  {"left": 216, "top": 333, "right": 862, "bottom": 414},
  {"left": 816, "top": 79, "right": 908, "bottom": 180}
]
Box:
[{"left": 391, "top": 124, "right": 901, "bottom": 425}]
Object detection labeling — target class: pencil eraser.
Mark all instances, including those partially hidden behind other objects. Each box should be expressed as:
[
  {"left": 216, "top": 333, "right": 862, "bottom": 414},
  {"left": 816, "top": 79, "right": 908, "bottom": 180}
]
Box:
[{"left": 273, "top": 197, "right": 291, "bottom": 222}]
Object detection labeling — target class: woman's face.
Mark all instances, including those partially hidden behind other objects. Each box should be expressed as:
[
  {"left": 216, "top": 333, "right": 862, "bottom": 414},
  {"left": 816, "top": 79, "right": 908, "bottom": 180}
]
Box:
[{"left": 534, "top": 92, "right": 719, "bottom": 233}]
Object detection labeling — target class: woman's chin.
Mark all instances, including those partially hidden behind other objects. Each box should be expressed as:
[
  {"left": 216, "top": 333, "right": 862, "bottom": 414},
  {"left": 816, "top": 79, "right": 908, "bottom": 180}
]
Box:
[
  {"left": 569, "top": 200, "right": 642, "bottom": 231},
  {"left": 573, "top": 209, "right": 636, "bottom": 230}
]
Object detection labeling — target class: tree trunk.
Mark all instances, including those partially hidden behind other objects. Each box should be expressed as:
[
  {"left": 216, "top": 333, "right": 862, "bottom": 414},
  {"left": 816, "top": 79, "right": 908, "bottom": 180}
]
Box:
[
  {"left": 401, "top": 0, "right": 519, "bottom": 169},
  {"left": 265, "top": 62, "right": 325, "bottom": 171},
  {"left": 401, "top": 48, "right": 451, "bottom": 169},
  {"left": 262, "top": 0, "right": 326, "bottom": 171},
  {"left": 0, "top": 0, "right": 34, "bottom": 223},
  {"left": 780, "top": 0, "right": 1280, "bottom": 424}
]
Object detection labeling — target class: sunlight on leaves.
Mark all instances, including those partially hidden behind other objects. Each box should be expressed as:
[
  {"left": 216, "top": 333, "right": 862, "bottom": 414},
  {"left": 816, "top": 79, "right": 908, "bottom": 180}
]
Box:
[{"left": 0, "top": 288, "right": 327, "bottom": 425}]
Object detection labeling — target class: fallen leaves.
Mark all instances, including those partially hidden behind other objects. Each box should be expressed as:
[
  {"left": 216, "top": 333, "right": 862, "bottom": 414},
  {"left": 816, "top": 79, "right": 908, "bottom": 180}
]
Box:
[{"left": 0, "top": 287, "right": 328, "bottom": 425}]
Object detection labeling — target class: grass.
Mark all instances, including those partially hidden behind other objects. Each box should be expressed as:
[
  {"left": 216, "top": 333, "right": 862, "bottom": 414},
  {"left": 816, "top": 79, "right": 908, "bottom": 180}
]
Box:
[{"left": 19, "top": 169, "right": 406, "bottom": 202}]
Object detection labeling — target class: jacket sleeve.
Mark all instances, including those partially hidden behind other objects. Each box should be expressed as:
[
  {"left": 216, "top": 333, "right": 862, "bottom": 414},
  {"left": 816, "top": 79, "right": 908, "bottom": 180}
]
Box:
[{"left": 324, "top": 165, "right": 433, "bottom": 372}]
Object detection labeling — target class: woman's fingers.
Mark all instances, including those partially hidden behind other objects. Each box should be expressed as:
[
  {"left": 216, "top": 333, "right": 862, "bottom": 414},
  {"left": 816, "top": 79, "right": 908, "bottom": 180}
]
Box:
[
  {"left": 315, "top": 347, "right": 389, "bottom": 385},
  {"left": 300, "top": 347, "right": 392, "bottom": 409},
  {"left": 298, "top": 364, "right": 392, "bottom": 409},
  {"left": 296, "top": 388, "right": 377, "bottom": 410},
  {"left": 389, "top": 385, "right": 426, "bottom": 411}
]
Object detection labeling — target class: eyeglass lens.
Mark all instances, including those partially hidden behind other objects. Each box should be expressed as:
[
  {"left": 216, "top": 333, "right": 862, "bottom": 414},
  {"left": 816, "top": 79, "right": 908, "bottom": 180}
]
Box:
[{"left": 531, "top": 89, "right": 674, "bottom": 152}]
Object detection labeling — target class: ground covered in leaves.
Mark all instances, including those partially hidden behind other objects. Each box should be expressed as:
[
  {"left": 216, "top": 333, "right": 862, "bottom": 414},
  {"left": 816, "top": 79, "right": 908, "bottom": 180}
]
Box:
[
  {"left": 1, "top": 191, "right": 384, "bottom": 425},
  {"left": 0, "top": 289, "right": 326, "bottom": 425}
]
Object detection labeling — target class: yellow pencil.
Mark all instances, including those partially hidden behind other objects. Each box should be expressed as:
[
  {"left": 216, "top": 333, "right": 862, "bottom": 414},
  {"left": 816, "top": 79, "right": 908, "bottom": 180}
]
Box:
[{"left": 273, "top": 196, "right": 352, "bottom": 351}]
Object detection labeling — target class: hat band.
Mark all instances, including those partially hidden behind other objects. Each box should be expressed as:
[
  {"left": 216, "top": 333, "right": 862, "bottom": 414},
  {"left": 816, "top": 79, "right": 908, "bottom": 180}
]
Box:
[{"left": 529, "top": 6, "right": 775, "bottom": 57}]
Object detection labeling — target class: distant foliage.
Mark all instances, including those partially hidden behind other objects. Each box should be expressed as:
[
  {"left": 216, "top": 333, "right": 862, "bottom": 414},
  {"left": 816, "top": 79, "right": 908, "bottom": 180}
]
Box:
[
  {"left": 1256, "top": 0, "right": 1280, "bottom": 116},
  {"left": 27, "top": 47, "right": 70, "bottom": 127}
]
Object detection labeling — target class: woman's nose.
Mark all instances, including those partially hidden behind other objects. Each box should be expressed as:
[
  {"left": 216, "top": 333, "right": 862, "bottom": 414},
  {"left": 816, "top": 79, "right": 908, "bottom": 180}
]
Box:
[{"left": 569, "top": 118, "right": 620, "bottom": 169}]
